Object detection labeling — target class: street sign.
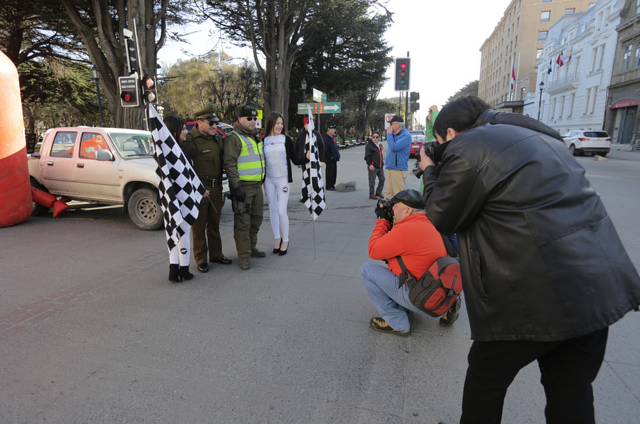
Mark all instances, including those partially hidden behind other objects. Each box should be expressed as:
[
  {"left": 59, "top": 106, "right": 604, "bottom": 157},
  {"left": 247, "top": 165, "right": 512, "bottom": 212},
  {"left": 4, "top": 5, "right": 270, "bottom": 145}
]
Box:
[
  {"left": 312, "top": 88, "right": 324, "bottom": 103},
  {"left": 322, "top": 92, "right": 327, "bottom": 103},
  {"left": 322, "top": 102, "right": 341, "bottom": 113},
  {"left": 257, "top": 110, "right": 263, "bottom": 119},
  {"left": 297, "top": 102, "right": 342, "bottom": 114},
  {"left": 385, "top": 113, "right": 394, "bottom": 129}
]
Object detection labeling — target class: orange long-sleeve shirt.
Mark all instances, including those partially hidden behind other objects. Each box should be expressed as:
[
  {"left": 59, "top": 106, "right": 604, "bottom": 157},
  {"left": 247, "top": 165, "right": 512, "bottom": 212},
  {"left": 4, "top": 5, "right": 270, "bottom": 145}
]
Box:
[{"left": 368, "top": 214, "right": 447, "bottom": 278}]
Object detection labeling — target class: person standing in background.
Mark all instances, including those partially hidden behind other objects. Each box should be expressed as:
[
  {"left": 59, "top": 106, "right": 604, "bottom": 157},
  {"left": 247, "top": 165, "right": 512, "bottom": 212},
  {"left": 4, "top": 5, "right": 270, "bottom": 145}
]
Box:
[
  {"left": 323, "top": 126, "right": 340, "bottom": 190},
  {"left": 365, "top": 131, "right": 385, "bottom": 200},
  {"left": 425, "top": 105, "right": 439, "bottom": 142},
  {"left": 384, "top": 115, "right": 411, "bottom": 199}
]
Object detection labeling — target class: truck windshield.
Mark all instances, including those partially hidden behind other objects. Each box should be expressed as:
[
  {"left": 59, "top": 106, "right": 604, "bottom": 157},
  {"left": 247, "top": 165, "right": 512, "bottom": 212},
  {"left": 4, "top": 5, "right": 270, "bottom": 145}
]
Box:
[{"left": 108, "top": 132, "right": 154, "bottom": 157}]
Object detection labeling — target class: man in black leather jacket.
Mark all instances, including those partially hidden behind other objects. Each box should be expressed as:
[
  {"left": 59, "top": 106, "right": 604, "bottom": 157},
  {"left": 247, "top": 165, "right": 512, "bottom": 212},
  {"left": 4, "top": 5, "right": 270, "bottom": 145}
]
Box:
[{"left": 418, "top": 96, "right": 640, "bottom": 424}]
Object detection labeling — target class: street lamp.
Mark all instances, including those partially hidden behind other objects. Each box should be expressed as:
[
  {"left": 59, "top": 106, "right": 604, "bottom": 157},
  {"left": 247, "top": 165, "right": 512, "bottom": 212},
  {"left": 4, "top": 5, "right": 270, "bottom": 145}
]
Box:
[
  {"left": 537, "top": 81, "right": 545, "bottom": 121},
  {"left": 301, "top": 79, "right": 307, "bottom": 103},
  {"left": 91, "top": 65, "right": 105, "bottom": 127}
]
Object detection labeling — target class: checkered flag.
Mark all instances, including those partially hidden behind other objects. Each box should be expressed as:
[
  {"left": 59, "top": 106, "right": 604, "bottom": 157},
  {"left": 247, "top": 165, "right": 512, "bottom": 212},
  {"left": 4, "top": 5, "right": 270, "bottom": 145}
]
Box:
[
  {"left": 148, "top": 104, "right": 206, "bottom": 252},
  {"left": 301, "top": 109, "right": 326, "bottom": 219}
]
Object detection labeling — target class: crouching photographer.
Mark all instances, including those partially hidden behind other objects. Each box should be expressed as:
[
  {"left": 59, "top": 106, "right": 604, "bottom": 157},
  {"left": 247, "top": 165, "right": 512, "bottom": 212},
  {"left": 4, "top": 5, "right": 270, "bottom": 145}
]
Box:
[{"left": 359, "top": 189, "right": 462, "bottom": 336}]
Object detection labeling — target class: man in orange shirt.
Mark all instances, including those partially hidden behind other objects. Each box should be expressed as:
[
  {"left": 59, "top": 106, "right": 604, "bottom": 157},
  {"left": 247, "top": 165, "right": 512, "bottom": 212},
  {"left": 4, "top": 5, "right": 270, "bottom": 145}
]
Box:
[{"left": 360, "top": 189, "right": 461, "bottom": 336}]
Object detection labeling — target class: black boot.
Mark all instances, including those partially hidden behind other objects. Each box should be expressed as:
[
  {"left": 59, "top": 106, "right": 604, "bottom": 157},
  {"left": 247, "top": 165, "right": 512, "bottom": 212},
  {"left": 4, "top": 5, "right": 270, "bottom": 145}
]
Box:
[
  {"left": 169, "top": 264, "right": 182, "bottom": 283},
  {"left": 179, "top": 265, "right": 194, "bottom": 281}
]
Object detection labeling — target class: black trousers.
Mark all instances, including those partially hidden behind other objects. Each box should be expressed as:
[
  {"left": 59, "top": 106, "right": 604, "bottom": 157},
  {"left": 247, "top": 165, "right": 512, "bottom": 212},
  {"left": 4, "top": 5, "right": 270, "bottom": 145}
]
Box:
[
  {"left": 460, "top": 327, "right": 609, "bottom": 424},
  {"left": 325, "top": 161, "right": 337, "bottom": 188}
]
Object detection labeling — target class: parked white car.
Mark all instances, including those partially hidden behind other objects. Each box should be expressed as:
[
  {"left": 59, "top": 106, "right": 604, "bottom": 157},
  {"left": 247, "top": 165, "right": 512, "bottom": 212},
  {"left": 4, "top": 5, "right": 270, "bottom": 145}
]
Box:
[{"left": 561, "top": 130, "right": 611, "bottom": 157}]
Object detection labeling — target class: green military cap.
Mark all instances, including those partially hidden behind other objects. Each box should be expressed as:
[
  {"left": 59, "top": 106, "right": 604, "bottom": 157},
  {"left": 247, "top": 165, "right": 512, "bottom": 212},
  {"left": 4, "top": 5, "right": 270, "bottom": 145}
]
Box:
[
  {"left": 235, "top": 103, "right": 258, "bottom": 118},
  {"left": 194, "top": 104, "right": 218, "bottom": 120}
]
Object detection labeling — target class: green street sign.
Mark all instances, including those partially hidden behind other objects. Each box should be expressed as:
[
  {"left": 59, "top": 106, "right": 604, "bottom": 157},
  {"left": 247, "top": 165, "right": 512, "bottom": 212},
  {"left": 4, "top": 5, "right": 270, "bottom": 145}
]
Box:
[
  {"left": 312, "top": 88, "right": 324, "bottom": 103},
  {"left": 297, "top": 103, "right": 316, "bottom": 114},
  {"left": 323, "top": 102, "right": 341, "bottom": 114}
]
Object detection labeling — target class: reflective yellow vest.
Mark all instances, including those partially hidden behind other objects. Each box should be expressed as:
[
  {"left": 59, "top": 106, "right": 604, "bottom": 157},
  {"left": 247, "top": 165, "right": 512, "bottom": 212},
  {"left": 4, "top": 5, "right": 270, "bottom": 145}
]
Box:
[{"left": 233, "top": 131, "right": 265, "bottom": 182}]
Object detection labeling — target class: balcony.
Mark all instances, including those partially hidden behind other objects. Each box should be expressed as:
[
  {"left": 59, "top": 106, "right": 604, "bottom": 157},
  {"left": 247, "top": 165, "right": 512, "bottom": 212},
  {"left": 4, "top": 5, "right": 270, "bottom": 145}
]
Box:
[{"left": 547, "top": 73, "right": 579, "bottom": 95}]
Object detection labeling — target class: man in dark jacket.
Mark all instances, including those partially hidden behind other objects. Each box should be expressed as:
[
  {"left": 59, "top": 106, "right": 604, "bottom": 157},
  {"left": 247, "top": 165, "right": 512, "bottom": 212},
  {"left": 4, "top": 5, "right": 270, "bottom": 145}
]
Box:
[
  {"left": 323, "top": 126, "right": 340, "bottom": 190},
  {"left": 418, "top": 96, "right": 640, "bottom": 424},
  {"left": 364, "top": 131, "right": 385, "bottom": 200}
]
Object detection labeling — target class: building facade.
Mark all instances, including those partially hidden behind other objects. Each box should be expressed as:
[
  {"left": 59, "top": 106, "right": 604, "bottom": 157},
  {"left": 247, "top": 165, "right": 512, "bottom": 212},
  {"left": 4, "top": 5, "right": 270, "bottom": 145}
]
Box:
[
  {"left": 478, "top": 0, "right": 596, "bottom": 113},
  {"left": 605, "top": 0, "right": 640, "bottom": 147},
  {"left": 523, "top": 0, "right": 623, "bottom": 135}
]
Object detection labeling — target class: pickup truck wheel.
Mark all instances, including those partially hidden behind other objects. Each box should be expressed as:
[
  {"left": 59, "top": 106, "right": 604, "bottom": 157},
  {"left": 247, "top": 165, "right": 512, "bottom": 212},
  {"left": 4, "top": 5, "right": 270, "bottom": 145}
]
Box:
[
  {"left": 30, "top": 180, "right": 50, "bottom": 216},
  {"left": 128, "top": 188, "right": 163, "bottom": 230}
]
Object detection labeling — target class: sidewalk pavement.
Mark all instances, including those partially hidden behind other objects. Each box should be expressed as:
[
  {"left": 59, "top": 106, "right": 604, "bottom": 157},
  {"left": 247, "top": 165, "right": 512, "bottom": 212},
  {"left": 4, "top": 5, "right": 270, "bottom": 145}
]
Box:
[{"left": 0, "top": 144, "right": 638, "bottom": 423}]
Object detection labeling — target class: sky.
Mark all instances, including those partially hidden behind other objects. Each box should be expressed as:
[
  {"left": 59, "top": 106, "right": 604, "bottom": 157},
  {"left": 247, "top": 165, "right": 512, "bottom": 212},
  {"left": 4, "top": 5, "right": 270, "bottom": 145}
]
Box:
[{"left": 160, "top": 0, "right": 514, "bottom": 124}]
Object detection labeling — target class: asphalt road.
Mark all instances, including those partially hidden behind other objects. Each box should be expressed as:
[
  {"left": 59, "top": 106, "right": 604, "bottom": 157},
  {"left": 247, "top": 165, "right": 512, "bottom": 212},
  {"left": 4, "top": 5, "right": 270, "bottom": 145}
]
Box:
[{"left": 1, "top": 144, "right": 639, "bottom": 423}]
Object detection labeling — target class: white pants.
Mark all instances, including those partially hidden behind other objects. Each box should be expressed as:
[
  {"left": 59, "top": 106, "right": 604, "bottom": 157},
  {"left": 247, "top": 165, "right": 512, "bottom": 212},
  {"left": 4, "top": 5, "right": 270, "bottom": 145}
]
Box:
[
  {"left": 168, "top": 229, "right": 191, "bottom": 266},
  {"left": 264, "top": 176, "right": 290, "bottom": 242}
]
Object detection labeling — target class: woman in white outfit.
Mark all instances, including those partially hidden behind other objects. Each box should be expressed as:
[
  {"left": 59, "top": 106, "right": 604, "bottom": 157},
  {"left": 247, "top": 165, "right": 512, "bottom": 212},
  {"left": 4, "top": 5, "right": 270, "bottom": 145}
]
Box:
[
  {"left": 263, "top": 112, "right": 308, "bottom": 255},
  {"left": 162, "top": 116, "right": 209, "bottom": 282}
]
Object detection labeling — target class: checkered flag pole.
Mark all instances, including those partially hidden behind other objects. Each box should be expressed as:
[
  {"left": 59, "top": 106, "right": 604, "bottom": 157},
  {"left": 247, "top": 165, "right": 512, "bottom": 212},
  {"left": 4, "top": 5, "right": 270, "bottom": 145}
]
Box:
[
  {"left": 301, "top": 107, "right": 326, "bottom": 220},
  {"left": 148, "top": 104, "right": 206, "bottom": 253}
]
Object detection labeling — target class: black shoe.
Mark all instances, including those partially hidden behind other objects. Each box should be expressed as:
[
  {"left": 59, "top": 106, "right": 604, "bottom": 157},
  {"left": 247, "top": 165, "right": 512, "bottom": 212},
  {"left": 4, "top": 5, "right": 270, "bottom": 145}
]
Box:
[
  {"left": 273, "top": 239, "right": 282, "bottom": 254},
  {"left": 179, "top": 266, "right": 194, "bottom": 281},
  {"left": 168, "top": 264, "right": 181, "bottom": 283},
  {"left": 439, "top": 297, "right": 462, "bottom": 327},
  {"left": 210, "top": 256, "right": 232, "bottom": 265},
  {"left": 279, "top": 241, "right": 289, "bottom": 256},
  {"left": 197, "top": 263, "right": 209, "bottom": 273},
  {"left": 251, "top": 249, "right": 266, "bottom": 258},
  {"left": 370, "top": 317, "right": 409, "bottom": 337},
  {"left": 327, "top": 187, "right": 335, "bottom": 191}
]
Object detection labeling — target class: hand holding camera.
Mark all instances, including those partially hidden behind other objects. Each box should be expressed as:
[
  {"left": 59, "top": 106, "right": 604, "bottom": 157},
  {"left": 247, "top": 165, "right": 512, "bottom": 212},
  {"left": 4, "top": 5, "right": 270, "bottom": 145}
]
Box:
[{"left": 375, "top": 199, "right": 394, "bottom": 223}]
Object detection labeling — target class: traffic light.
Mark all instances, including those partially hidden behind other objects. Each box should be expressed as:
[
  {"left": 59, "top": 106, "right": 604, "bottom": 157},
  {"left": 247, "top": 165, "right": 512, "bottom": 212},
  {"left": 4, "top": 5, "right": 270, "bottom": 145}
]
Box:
[
  {"left": 119, "top": 75, "right": 140, "bottom": 107},
  {"left": 410, "top": 91, "right": 420, "bottom": 102},
  {"left": 395, "top": 58, "right": 410, "bottom": 91},
  {"left": 410, "top": 102, "right": 420, "bottom": 113},
  {"left": 141, "top": 75, "right": 157, "bottom": 103}
]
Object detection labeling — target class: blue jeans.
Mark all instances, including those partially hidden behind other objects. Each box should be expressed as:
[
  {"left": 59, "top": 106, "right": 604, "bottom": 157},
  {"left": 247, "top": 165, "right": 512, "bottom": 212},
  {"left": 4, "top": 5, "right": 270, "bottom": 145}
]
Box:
[{"left": 359, "top": 262, "right": 425, "bottom": 331}]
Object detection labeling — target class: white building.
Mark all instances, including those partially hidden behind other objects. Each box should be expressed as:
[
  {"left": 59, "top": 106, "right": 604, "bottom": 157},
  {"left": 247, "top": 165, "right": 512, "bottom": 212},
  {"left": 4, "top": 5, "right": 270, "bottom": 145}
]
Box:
[{"left": 523, "top": 0, "right": 624, "bottom": 135}]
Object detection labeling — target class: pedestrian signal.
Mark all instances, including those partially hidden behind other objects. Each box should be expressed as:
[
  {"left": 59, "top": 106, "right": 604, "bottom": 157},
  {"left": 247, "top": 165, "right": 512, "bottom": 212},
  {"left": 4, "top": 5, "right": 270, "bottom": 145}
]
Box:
[
  {"left": 395, "top": 58, "right": 410, "bottom": 91},
  {"left": 141, "top": 75, "right": 157, "bottom": 103},
  {"left": 119, "top": 75, "right": 140, "bottom": 107}
]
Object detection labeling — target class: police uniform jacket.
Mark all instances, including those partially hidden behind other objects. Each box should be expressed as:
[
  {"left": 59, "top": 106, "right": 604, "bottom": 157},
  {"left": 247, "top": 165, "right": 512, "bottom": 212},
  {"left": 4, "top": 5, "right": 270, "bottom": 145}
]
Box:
[
  {"left": 223, "top": 122, "right": 265, "bottom": 190},
  {"left": 183, "top": 126, "right": 223, "bottom": 185},
  {"left": 422, "top": 109, "right": 640, "bottom": 343}
]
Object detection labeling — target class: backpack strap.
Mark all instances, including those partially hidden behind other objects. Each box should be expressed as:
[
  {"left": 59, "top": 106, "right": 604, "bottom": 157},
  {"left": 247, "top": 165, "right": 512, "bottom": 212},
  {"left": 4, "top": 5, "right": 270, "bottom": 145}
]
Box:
[
  {"left": 441, "top": 235, "right": 458, "bottom": 258},
  {"left": 395, "top": 256, "right": 412, "bottom": 288}
]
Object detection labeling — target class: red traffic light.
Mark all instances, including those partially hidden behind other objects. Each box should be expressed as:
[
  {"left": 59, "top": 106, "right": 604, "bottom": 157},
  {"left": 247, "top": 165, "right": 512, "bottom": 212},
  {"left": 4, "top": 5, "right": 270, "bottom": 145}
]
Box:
[
  {"left": 142, "top": 76, "right": 154, "bottom": 89},
  {"left": 121, "top": 91, "right": 133, "bottom": 102},
  {"left": 400, "top": 62, "right": 407, "bottom": 70}
]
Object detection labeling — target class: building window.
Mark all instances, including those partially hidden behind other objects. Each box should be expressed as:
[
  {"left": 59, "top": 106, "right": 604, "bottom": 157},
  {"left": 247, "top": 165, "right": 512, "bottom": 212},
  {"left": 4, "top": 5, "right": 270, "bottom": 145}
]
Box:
[
  {"left": 566, "top": 8, "right": 575, "bottom": 14},
  {"left": 590, "top": 90, "right": 598, "bottom": 114},
  {"left": 537, "top": 49, "right": 542, "bottom": 59},
  {"left": 541, "top": 11, "right": 551, "bottom": 22},
  {"left": 539, "top": 31, "right": 548, "bottom": 41},
  {"left": 591, "top": 47, "right": 598, "bottom": 72},
  {"left": 636, "top": 0, "right": 640, "bottom": 15},
  {"left": 543, "top": 0, "right": 552, "bottom": 2},
  {"left": 622, "top": 44, "right": 633, "bottom": 71},
  {"left": 551, "top": 98, "right": 556, "bottom": 119},
  {"left": 597, "top": 46, "right": 605, "bottom": 71},
  {"left": 584, "top": 88, "right": 591, "bottom": 115},
  {"left": 634, "top": 43, "right": 640, "bottom": 68},
  {"left": 568, "top": 93, "right": 575, "bottom": 117},
  {"left": 559, "top": 96, "right": 565, "bottom": 118}
]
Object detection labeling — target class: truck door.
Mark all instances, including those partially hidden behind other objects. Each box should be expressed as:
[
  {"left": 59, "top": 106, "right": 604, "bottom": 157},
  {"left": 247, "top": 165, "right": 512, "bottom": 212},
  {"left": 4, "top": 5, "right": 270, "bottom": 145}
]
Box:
[
  {"left": 41, "top": 131, "right": 78, "bottom": 196},
  {"left": 73, "top": 132, "right": 121, "bottom": 201}
]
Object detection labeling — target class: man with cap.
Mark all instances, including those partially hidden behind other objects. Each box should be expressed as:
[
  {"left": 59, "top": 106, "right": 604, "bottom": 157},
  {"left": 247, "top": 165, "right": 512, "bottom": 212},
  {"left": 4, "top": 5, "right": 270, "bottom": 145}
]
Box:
[
  {"left": 359, "top": 189, "right": 462, "bottom": 336},
  {"left": 323, "top": 126, "right": 340, "bottom": 190},
  {"left": 296, "top": 117, "right": 324, "bottom": 201},
  {"left": 183, "top": 104, "right": 232, "bottom": 273},
  {"left": 223, "top": 104, "right": 266, "bottom": 270},
  {"left": 384, "top": 115, "right": 411, "bottom": 199}
]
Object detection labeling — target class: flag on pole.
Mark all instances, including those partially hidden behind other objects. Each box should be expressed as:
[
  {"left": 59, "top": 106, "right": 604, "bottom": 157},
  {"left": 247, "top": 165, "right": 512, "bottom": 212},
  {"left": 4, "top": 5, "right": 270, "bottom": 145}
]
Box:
[
  {"left": 301, "top": 106, "right": 326, "bottom": 219},
  {"left": 148, "top": 104, "right": 206, "bottom": 252},
  {"left": 547, "top": 59, "right": 553, "bottom": 74},
  {"left": 556, "top": 50, "right": 564, "bottom": 67},
  {"left": 511, "top": 62, "right": 516, "bottom": 91},
  {"left": 566, "top": 47, "right": 573, "bottom": 66}
]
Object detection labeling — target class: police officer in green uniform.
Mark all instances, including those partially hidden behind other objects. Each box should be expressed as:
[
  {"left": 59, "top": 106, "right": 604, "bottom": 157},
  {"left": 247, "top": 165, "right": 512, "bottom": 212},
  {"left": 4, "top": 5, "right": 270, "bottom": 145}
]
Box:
[
  {"left": 223, "top": 104, "right": 266, "bottom": 270},
  {"left": 183, "top": 104, "right": 232, "bottom": 273}
]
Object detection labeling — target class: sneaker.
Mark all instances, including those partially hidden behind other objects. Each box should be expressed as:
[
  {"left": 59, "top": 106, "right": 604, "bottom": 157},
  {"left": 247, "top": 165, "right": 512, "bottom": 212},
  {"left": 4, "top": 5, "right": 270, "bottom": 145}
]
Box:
[
  {"left": 251, "top": 249, "right": 266, "bottom": 258},
  {"left": 439, "top": 297, "right": 462, "bottom": 327},
  {"left": 370, "top": 317, "right": 409, "bottom": 337},
  {"left": 240, "top": 257, "right": 251, "bottom": 270}
]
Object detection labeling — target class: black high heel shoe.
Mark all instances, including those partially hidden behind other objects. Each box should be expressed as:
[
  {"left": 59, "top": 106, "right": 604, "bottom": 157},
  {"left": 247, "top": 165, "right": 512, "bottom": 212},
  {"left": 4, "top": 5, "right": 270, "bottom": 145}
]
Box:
[
  {"left": 273, "top": 239, "right": 282, "bottom": 254},
  {"left": 169, "top": 264, "right": 182, "bottom": 283},
  {"left": 179, "top": 265, "right": 194, "bottom": 281},
  {"left": 279, "top": 241, "right": 289, "bottom": 256}
]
